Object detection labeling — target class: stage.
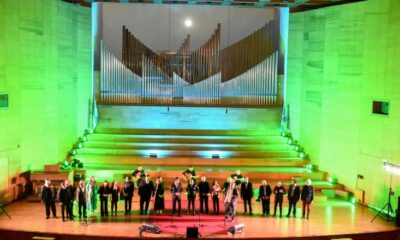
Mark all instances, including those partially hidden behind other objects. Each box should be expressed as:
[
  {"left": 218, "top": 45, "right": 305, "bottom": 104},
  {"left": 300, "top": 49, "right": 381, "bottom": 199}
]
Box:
[{"left": 0, "top": 198, "right": 399, "bottom": 240}]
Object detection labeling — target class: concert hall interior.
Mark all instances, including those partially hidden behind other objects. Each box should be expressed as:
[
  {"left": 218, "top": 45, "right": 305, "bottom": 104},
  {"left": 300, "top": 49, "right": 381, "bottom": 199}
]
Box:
[{"left": 0, "top": 0, "right": 400, "bottom": 239}]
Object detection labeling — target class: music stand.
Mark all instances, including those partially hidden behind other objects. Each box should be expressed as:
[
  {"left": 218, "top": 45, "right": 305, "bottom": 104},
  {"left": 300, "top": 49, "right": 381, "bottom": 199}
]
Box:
[{"left": 0, "top": 205, "right": 11, "bottom": 220}]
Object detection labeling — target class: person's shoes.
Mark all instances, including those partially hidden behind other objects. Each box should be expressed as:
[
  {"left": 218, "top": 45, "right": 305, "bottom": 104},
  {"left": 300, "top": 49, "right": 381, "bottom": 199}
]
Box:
[
  {"left": 307, "top": 216, "right": 309, "bottom": 220},
  {"left": 250, "top": 212, "right": 253, "bottom": 216},
  {"left": 272, "top": 214, "right": 276, "bottom": 217},
  {"left": 46, "top": 216, "right": 50, "bottom": 219},
  {"left": 286, "top": 214, "right": 290, "bottom": 217},
  {"left": 302, "top": 216, "right": 305, "bottom": 219},
  {"left": 280, "top": 214, "right": 283, "bottom": 218},
  {"left": 178, "top": 214, "right": 181, "bottom": 217},
  {"left": 192, "top": 213, "right": 195, "bottom": 216},
  {"left": 140, "top": 212, "right": 143, "bottom": 215}
]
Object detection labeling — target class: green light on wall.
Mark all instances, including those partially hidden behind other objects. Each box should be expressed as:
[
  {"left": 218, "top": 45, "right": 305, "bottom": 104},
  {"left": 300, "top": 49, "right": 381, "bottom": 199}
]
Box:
[{"left": 351, "top": 197, "right": 356, "bottom": 204}]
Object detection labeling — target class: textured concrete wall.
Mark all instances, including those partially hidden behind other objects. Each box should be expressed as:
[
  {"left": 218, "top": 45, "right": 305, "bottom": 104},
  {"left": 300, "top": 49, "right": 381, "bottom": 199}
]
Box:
[
  {"left": 286, "top": 0, "right": 400, "bottom": 208},
  {"left": 0, "top": 0, "right": 92, "bottom": 201}
]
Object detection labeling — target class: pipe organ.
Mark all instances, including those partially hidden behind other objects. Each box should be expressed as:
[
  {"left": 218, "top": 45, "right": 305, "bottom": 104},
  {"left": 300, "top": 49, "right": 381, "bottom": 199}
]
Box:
[{"left": 99, "top": 22, "right": 280, "bottom": 106}]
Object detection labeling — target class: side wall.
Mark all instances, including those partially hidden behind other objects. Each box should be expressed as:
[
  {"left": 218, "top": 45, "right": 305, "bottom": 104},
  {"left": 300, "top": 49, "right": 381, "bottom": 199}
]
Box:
[
  {"left": 0, "top": 0, "right": 92, "bottom": 202},
  {"left": 286, "top": 0, "right": 400, "bottom": 208}
]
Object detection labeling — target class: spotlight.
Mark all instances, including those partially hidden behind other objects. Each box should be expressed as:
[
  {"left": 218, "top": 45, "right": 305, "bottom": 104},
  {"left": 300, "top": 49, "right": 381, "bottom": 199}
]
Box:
[
  {"left": 149, "top": 152, "right": 158, "bottom": 158},
  {"left": 294, "top": 145, "right": 300, "bottom": 151},
  {"left": 60, "top": 160, "right": 70, "bottom": 170},
  {"left": 328, "top": 177, "right": 337, "bottom": 184},
  {"left": 383, "top": 159, "right": 400, "bottom": 175},
  {"left": 211, "top": 153, "right": 220, "bottom": 159},
  {"left": 299, "top": 152, "right": 305, "bottom": 159}
]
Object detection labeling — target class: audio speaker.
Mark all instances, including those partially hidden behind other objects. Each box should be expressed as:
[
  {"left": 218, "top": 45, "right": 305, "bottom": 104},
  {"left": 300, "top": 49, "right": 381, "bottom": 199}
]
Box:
[
  {"left": 396, "top": 209, "right": 400, "bottom": 227},
  {"left": 227, "top": 223, "right": 245, "bottom": 235},
  {"left": 186, "top": 227, "right": 199, "bottom": 238}
]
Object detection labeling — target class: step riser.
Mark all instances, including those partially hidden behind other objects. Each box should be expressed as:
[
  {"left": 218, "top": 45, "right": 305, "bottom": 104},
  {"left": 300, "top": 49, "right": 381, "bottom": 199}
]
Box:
[
  {"left": 76, "top": 149, "right": 299, "bottom": 158},
  {"left": 87, "top": 136, "right": 288, "bottom": 145},
  {"left": 83, "top": 143, "right": 292, "bottom": 151}
]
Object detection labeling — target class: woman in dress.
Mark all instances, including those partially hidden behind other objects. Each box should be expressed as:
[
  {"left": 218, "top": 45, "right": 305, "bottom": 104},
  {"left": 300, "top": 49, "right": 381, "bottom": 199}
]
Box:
[
  {"left": 86, "top": 176, "right": 98, "bottom": 215},
  {"left": 154, "top": 177, "right": 164, "bottom": 214},
  {"left": 211, "top": 180, "right": 221, "bottom": 214}
]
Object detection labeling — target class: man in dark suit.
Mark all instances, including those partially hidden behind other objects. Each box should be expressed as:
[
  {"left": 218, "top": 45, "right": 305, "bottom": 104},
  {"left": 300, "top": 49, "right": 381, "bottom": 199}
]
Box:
[
  {"left": 75, "top": 180, "right": 87, "bottom": 219},
  {"left": 286, "top": 179, "right": 301, "bottom": 217},
  {"left": 240, "top": 177, "right": 253, "bottom": 215},
  {"left": 41, "top": 178, "right": 57, "bottom": 219},
  {"left": 198, "top": 176, "right": 210, "bottom": 214},
  {"left": 272, "top": 181, "right": 286, "bottom": 217},
  {"left": 258, "top": 180, "right": 272, "bottom": 216},
  {"left": 301, "top": 179, "right": 314, "bottom": 219},
  {"left": 123, "top": 176, "right": 135, "bottom": 215},
  {"left": 171, "top": 177, "right": 183, "bottom": 216},
  {"left": 98, "top": 180, "right": 110, "bottom": 217},
  {"left": 138, "top": 175, "right": 154, "bottom": 215},
  {"left": 64, "top": 179, "right": 75, "bottom": 220}
]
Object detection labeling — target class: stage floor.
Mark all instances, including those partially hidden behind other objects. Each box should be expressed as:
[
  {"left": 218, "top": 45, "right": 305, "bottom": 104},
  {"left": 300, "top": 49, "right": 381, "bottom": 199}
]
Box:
[{"left": 0, "top": 198, "right": 398, "bottom": 239}]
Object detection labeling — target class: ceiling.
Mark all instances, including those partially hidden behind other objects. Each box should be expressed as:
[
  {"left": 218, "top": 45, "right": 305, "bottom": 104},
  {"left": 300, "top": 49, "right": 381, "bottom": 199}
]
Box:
[{"left": 62, "top": 0, "right": 365, "bottom": 12}]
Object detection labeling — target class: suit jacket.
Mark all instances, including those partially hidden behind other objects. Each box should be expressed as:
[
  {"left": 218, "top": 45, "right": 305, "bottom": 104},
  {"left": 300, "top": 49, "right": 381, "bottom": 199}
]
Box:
[
  {"left": 301, "top": 185, "right": 314, "bottom": 202},
  {"left": 58, "top": 187, "right": 68, "bottom": 204},
  {"left": 171, "top": 182, "right": 183, "bottom": 199},
  {"left": 287, "top": 184, "right": 300, "bottom": 202},
  {"left": 198, "top": 181, "right": 210, "bottom": 197},
  {"left": 65, "top": 185, "right": 75, "bottom": 203},
  {"left": 258, "top": 185, "right": 272, "bottom": 200},
  {"left": 240, "top": 182, "right": 253, "bottom": 200},
  {"left": 123, "top": 181, "right": 134, "bottom": 197},
  {"left": 41, "top": 185, "right": 56, "bottom": 203},
  {"left": 75, "top": 186, "right": 87, "bottom": 203},
  {"left": 187, "top": 183, "right": 198, "bottom": 198},
  {"left": 98, "top": 185, "right": 110, "bottom": 200},
  {"left": 273, "top": 186, "right": 286, "bottom": 201},
  {"left": 139, "top": 180, "right": 154, "bottom": 199}
]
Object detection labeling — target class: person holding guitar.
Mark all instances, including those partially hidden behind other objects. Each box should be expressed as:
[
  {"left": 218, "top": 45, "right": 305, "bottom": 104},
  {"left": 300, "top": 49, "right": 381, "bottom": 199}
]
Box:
[
  {"left": 132, "top": 165, "right": 146, "bottom": 186},
  {"left": 182, "top": 165, "right": 197, "bottom": 182},
  {"left": 231, "top": 170, "right": 244, "bottom": 186}
]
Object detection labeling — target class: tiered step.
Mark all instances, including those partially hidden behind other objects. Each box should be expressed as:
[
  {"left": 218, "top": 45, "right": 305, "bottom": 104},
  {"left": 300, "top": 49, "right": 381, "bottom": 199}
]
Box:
[{"left": 74, "top": 128, "right": 344, "bottom": 193}]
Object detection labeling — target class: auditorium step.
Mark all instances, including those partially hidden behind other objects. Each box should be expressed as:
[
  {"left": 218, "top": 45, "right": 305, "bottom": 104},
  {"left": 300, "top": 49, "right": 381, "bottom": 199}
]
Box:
[
  {"left": 82, "top": 141, "right": 292, "bottom": 152},
  {"left": 87, "top": 133, "right": 288, "bottom": 145},
  {"left": 75, "top": 155, "right": 308, "bottom": 168}
]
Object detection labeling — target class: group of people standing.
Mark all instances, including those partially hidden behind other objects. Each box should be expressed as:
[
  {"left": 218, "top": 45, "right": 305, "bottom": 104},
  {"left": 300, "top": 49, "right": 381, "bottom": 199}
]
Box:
[{"left": 40, "top": 165, "right": 315, "bottom": 222}]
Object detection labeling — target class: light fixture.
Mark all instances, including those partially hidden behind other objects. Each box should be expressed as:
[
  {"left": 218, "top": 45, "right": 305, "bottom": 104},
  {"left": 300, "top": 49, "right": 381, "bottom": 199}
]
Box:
[
  {"left": 294, "top": 145, "right": 300, "bottom": 151},
  {"left": 149, "top": 152, "right": 158, "bottom": 158},
  {"left": 299, "top": 152, "right": 305, "bottom": 159},
  {"left": 184, "top": 19, "right": 192, "bottom": 28},
  {"left": 383, "top": 159, "right": 400, "bottom": 175},
  {"left": 211, "top": 153, "right": 220, "bottom": 159}
]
